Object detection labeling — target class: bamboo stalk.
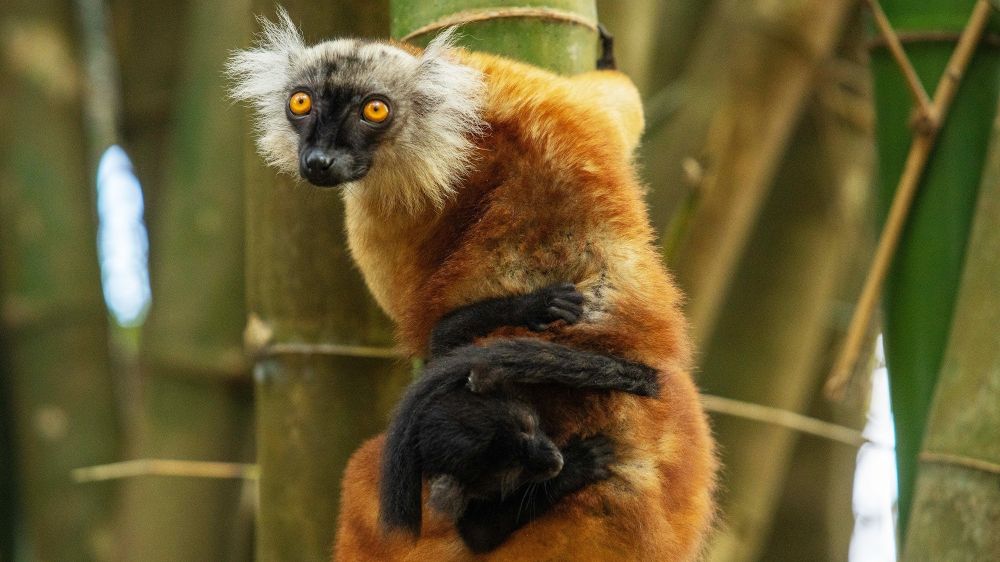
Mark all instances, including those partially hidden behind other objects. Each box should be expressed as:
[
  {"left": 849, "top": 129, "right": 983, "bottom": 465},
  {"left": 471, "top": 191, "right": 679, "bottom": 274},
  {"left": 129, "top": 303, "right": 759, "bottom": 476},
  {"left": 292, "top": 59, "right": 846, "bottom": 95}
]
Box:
[
  {"left": 862, "top": 0, "right": 1000, "bottom": 535},
  {"left": 0, "top": 1, "right": 123, "bottom": 559},
  {"left": 107, "top": 0, "right": 191, "bottom": 242},
  {"left": 699, "top": 35, "right": 873, "bottom": 557},
  {"left": 117, "top": 0, "right": 257, "bottom": 559},
  {"left": 827, "top": 0, "right": 994, "bottom": 400},
  {"left": 391, "top": 0, "right": 598, "bottom": 73},
  {"left": 662, "top": 0, "right": 856, "bottom": 345},
  {"left": 244, "top": 3, "right": 411, "bottom": 561},
  {"left": 902, "top": 93, "right": 1000, "bottom": 560}
]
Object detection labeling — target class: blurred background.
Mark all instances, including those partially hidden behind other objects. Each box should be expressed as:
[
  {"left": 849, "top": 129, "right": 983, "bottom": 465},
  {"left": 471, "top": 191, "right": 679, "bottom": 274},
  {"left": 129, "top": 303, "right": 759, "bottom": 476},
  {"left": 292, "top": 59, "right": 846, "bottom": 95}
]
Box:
[{"left": 1, "top": 0, "right": 998, "bottom": 561}]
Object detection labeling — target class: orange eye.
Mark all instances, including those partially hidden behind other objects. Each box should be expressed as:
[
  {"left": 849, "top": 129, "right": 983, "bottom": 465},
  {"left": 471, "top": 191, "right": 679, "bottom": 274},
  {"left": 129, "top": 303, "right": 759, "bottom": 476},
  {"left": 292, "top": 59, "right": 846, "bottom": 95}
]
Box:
[
  {"left": 362, "top": 99, "right": 390, "bottom": 123},
  {"left": 288, "top": 91, "right": 312, "bottom": 116}
]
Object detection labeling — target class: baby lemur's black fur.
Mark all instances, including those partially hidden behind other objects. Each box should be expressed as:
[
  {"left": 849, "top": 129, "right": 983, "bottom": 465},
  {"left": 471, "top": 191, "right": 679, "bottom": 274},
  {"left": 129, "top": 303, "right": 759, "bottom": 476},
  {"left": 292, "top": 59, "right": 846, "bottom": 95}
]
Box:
[{"left": 381, "top": 283, "right": 658, "bottom": 553}]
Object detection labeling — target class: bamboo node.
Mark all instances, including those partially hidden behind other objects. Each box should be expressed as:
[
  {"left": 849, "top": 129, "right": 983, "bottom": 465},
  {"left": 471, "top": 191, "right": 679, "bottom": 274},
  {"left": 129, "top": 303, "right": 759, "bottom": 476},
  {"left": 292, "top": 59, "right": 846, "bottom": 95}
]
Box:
[
  {"left": 398, "top": 7, "right": 598, "bottom": 43},
  {"left": 243, "top": 312, "right": 274, "bottom": 356}
]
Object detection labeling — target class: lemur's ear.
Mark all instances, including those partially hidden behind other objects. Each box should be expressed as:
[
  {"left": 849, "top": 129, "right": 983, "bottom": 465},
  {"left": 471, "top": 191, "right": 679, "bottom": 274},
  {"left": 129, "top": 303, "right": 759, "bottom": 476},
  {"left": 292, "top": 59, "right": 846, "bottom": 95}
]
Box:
[{"left": 379, "top": 394, "right": 425, "bottom": 535}]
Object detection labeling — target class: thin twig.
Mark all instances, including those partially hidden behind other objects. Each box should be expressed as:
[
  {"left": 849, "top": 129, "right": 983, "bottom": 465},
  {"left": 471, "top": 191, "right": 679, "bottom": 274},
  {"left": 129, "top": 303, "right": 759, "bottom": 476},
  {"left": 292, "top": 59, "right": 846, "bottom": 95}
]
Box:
[
  {"left": 920, "top": 451, "right": 1000, "bottom": 475},
  {"left": 72, "top": 459, "right": 259, "bottom": 483},
  {"left": 701, "top": 394, "right": 866, "bottom": 447},
  {"left": 827, "top": 0, "right": 994, "bottom": 399},
  {"left": 868, "top": 30, "right": 1000, "bottom": 49},
  {"left": 863, "top": 0, "right": 935, "bottom": 126},
  {"left": 261, "top": 342, "right": 406, "bottom": 359}
]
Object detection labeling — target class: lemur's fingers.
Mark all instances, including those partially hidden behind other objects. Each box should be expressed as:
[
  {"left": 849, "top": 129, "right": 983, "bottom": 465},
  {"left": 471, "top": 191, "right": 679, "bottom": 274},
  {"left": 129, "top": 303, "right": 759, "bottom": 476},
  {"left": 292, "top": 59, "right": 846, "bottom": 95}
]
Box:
[
  {"left": 546, "top": 305, "right": 579, "bottom": 325},
  {"left": 550, "top": 297, "right": 583, "bottom": 315},
  {"left": 536, "top": 282, "right": 584, "bottom": 326},
  {"left": 548, "top": 284, "right": 584, "bottom": 303}
]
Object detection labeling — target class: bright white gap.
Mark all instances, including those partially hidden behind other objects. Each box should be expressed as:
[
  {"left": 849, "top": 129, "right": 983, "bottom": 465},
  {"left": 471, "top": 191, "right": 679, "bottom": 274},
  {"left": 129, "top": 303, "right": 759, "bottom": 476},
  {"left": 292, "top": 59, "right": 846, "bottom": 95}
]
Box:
[
  {"left": 95, "top": 145, "right": 151, "bottom": 327},
  {"left": 849, "top": 334, "right": 898, "bottom": 562}
]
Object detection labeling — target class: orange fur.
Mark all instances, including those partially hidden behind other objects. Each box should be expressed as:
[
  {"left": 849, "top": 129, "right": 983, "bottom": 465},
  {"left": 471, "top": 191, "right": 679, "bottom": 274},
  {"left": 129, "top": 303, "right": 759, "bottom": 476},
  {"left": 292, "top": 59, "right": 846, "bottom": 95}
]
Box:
[{"left": 335, "top": 49, "right": 717, "bottom": 561}]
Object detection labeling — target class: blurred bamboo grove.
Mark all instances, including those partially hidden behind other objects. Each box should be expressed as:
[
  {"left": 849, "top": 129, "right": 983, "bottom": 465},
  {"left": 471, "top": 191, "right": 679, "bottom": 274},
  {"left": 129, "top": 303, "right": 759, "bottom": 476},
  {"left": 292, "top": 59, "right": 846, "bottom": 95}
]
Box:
[{"left": 0, "top": 0, "right": 998, "bottom": 561}]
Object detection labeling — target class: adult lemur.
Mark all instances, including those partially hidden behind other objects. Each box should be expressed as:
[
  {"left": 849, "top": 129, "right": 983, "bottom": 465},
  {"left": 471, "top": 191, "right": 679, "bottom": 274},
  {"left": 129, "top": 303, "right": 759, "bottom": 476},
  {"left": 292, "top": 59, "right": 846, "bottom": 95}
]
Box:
[{"left": 229, "top": 10, "right": 717, "bottom": 561}]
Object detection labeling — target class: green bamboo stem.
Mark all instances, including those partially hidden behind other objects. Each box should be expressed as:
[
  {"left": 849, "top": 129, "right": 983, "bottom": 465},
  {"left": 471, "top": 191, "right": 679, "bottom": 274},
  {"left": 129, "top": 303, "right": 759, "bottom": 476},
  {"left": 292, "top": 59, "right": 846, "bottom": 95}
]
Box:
[
  {"left": 868, "top": 0, "right": 1000, "bottom": 532},
  {"left": 901, "top": 93, "right": 1000, "bottom": 561},
  {"left": 699, "top": 20, "right": 874, "bottom": 557},
  {"left": 392, "top": 0, "right": 598, "bottom": 73},
  {"left": 0, "top": 1, "right": 123, "bottom": 559},
  {"left": 660, "top": 0, "right": 855, "bottom": 346},
  {"left": 107, "top": 0, "right": 191, "bottom": 242},
  {"left": 0, "top": 362, "right": 16, "bottom": 562},
  {"left": 245, "top": 3, "right": 411, "bottom": 561},
  {"left": 119, "top": 0, "right": 255, "bottom": 560}
]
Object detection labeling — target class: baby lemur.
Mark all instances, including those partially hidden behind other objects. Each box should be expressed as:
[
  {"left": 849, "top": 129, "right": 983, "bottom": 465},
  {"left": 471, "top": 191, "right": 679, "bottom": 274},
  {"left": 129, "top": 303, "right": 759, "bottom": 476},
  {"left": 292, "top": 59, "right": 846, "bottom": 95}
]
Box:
[{"left": 383, "top": 283, "right": 658, "bottom": 553}]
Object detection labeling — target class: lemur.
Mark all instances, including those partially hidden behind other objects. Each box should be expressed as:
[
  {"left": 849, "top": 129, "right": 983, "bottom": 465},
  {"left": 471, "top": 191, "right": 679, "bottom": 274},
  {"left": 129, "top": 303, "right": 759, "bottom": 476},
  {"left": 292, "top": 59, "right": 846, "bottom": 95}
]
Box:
[
  {"left": 385, "top": 282, "right": 658, "bottom": 553},
  {"left": 229, "top": 10, "right": 717, "bottom": 561}
]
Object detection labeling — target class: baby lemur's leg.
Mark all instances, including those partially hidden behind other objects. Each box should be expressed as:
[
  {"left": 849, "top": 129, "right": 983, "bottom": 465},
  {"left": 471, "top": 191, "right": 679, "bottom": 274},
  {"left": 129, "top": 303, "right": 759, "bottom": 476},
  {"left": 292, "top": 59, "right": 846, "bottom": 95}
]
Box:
[
  {"left": 428, "top": 282, "right": 583, "bottom": 357},
  {"left": 461, "top": 338, "right": 660, "bottom": 397},
  {"left": 456, "top": 434, "right": 616, "bottom": 554}
]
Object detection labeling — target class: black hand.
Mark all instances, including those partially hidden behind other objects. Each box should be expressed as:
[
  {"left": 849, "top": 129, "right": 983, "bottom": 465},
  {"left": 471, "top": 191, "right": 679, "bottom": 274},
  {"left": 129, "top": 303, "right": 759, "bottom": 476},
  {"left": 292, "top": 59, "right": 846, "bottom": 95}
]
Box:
[{"left": 428, "top": 282, "right": 583, "bottom": 357}]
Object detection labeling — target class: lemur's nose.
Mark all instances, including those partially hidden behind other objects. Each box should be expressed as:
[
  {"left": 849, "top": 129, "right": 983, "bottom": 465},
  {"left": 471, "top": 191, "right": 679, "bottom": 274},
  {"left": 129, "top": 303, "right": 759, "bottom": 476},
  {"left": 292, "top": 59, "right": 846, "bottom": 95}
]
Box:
[{"left": 304, "top": 149, "right": 333, "bottom": 172}]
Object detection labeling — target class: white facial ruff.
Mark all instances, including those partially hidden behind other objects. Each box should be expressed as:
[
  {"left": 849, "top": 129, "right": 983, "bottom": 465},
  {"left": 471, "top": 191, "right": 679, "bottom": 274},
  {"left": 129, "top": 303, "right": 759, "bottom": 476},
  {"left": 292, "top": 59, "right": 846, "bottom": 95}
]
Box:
[{"left": 226, "top": 8, "right": 485, "bottom": 215}]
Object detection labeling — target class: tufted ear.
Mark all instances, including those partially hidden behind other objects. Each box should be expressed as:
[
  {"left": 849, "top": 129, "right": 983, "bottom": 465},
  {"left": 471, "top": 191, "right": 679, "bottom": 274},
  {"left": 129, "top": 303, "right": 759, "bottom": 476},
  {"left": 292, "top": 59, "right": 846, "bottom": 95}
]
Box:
[{"left": 225, "top": 7, "right": 305, "bottom": 174}]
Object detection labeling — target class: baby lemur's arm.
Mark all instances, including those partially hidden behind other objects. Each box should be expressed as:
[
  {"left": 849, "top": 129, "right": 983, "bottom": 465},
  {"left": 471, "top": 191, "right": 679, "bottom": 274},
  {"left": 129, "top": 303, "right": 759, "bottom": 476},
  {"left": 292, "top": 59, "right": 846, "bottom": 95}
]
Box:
[
  {"left": 428, "top": 282, "right": 583, "bottom": 357},
  {"left": 461, "top": 339, "right": 660, "bottom": 397},
  {"left": 429, "top": 282, "right": 659, "bottom": 397},
  {"left": 456, "top": 434, "right": 616, "bottom": 554}
]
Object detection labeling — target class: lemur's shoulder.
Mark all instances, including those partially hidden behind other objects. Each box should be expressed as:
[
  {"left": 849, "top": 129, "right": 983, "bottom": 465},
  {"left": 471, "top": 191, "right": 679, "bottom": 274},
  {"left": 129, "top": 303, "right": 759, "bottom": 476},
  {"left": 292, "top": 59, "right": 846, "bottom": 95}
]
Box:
[{"left": 449, "top": 48, "right": 645, "bottom": 157}]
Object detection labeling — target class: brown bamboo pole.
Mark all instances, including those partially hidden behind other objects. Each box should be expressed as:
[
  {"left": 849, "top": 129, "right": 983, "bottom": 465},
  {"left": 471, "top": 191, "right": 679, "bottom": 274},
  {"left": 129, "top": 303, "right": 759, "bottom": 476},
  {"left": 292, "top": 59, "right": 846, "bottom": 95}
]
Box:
[
  {"left": 698, "top": 13, "right": 875, "bottom": 558},
  {"left": 759, "top": 15, "right": 877, "bottom": 561},
  {"left": 117, "top": 0, "right": 256, "bottom": 559},
  {"left": 662, "top": 0, "right": 856, "bottom": 345},
  {"left": 0, "top": 1, "right": 123, "bottom": 559},
  {"left": 901, "top": 92, "right": 1000, "bottom": 561},
  {"left": 243, "top": 3, "right": 410, "bottom": 561}
]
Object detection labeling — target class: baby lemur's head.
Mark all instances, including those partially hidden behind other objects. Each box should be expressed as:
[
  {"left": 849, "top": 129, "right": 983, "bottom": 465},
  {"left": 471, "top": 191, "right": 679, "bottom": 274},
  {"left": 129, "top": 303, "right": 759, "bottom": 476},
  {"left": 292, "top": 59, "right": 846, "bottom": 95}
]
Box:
[
  {"left": 227, "top": 9, "right": 484, "bottom": 213},
  {"left": 380, "top": 383, "right": 564, "bottom": 534},
  {"left": 422, "top": 397, "right": 564, "bottom": 519}
]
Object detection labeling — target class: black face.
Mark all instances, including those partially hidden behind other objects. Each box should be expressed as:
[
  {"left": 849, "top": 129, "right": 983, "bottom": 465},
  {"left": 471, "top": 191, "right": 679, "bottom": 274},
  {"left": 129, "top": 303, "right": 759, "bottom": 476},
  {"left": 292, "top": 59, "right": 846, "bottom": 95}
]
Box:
[{"left": 285, "top": 85, "right": 393, "bottom": 187}]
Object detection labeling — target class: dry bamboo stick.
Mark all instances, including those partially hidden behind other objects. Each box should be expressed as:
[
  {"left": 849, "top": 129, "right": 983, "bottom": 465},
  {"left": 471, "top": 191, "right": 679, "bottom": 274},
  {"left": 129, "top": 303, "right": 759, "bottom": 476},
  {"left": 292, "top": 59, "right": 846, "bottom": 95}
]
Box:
[
  {"left": 864, "top": 0, "right": 936, "bottom": 126},
  {"left": 701, "top": 395, "right": 866, "bottom": 447},
  {"left": 74, "top": 459, "right": 258, "bottom": 482}
]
